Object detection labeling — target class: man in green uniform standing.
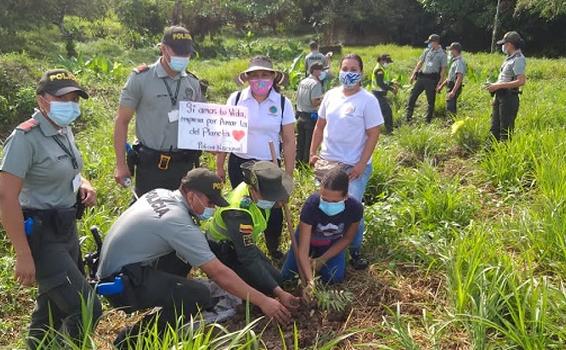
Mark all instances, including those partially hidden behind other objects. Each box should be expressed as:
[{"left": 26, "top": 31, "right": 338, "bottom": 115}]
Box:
[
  {"left": 484, "top": 31, "right": 527, "bottom": 141},
  {"left": 296, "top": 62, "right": 324, "bottom": 165},
  {"left": 438, "top": 42, "right": 466, "bottom": 115},
  {"left": 371, "top": 54, "right": 398, "bottom": 133},
  {"left": 405, "top": 34, "right": 447, "bottom": 123},
  {"left": 113, "top": 26, "right": 205, "bottom": 197},
  {"left": 206, "top": 161, "right": 299, "bottom": 308}
]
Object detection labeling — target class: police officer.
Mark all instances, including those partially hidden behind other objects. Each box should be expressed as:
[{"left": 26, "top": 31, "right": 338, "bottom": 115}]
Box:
[
  {"left": 296, "top": 62, "right": 324, "bottom": 165},
  {"left": 206, "top": 161, "right": 299, "bottom": 308},
  {"left": 114, "top": 26, "right": 205, "bottom": 197},
  {"left": 371, "top": 54, "right": 398, "bottom": 133},
  {"left": 304, "top": 41, "right": 332, "bottom": 90},
  {"left": 405, "top": 34, "right": 448, "bottom": 123},
  {"left": 438, "top": 42, "right": 466, "bottom": 115},
  {"left": 0, "top": 69, "right": 102, "bottom": 348},
  {"left": 97, "top": 168, "right": 294, "bottom": 347},
  {"left": 484, "top": 31, "right": 527, "bottom": 141}
]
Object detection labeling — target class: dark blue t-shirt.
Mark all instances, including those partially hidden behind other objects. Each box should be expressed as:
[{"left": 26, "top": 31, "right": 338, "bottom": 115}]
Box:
[{"left": 300, "top": 193, "right": 363, "bottom": 245}]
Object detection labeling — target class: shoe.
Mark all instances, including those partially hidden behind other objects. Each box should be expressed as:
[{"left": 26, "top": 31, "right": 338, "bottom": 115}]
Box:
[{"left": 349, "top": 250, "right": 369, "bottom": 270}]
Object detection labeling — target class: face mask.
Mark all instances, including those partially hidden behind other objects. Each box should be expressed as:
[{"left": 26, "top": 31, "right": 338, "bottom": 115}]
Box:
[
  {"left": 448, "top": 54, "right": 453, "bottom": 62},
  {"left": 501, "top": 45, "right": 508, "bottom": 55},
  {"left": 48, "top": 101, "right": 80, "bottom": 127},
  {"left": 427, "top": 43, "right": 433, "bottom": 49},
  {"left": 256, "top": 199, "right": 276, "bottom": 210},
  {"left": 382, "top": 63, "right": 389, "bottom": 68},
  {"left": 249, "top": 79, "right": 273, "bottom": 96},
  {"left": 169, "top": 56, "right": 190, "bottom": 72},
  {"left": 319, "top": 198, "right": 345, "bottom": 216},
  {"left": 195, "top": 195, "right": 215, "bottom": 220},
  {"left": 318, "top": 71, "right": 327, "bottom": 81},
  {"left": 339, "top": 71, "right": 362, "bottom": 88}
]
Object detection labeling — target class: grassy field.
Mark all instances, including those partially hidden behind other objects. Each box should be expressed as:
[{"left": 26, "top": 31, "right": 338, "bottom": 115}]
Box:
[{"left": 1, "top": 38, "right": 566, "bottom": 349}]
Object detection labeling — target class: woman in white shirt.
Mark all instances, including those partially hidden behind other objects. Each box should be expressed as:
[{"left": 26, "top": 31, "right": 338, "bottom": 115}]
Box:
[
  {"left": 216, "top": 56, "right": 296, "bottom": 259},
  {"left": 309, "top": 53, "right": 384, "bottom": 270}
]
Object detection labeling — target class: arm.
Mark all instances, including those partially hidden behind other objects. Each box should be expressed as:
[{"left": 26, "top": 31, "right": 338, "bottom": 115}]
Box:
[
  {"left": 297, "top": 222, "right": 314, "bottom": 283},
  {"left": 79, "top": 176, "right": 96, "bottom": 207},
  {"left": 437, "top": 66, "right": 447, "bottom": 90},
  {"left": 113, "top": 106, "right": 135, "bottom": 186},
  {"left": 350, "top": 126, "right": 380, "bottom": 180},
  {"left": 375, "top": 71, "right": 391, "bottom": 92},
  {"left": 281, "top": 123, "right": 296, "bottom": 175},
  {"left": 410, "top": 61, "right": 424, "bottom": 82},
  {"left": 200, "top": 258, "right": 291, "bottom": 323},
  {"left": 448, "top": 73, "right": 464, "bottom": 98},
  {"left": 318, "top": 222, "right": 359, "bottom": 264},
  {"left": 0, "top": 172, "right": 35, "bottom": 286},
  {"left": 488, "top": 74, "right": 526, "bottom": 92},
  {"left": 215, "top": 152, "right": 228, "bottom": 181},
  {"left": 311, "top": 97, "right": 322, "bottom": 108},
  {"left": 309, "top": 118, "right": 327, "bottom": 166}
]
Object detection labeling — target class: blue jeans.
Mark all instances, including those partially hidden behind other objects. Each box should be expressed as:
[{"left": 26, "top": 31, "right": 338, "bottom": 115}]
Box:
[
  {"left": 280, "top": 235, "right": 346, "bottom": 284},
  {"left": 348, "top": 163, "right": 372, "bottom": 251}
]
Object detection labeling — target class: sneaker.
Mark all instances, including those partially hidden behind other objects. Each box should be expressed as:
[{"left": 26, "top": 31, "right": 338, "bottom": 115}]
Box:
[{"left": 350, "top": 250, "right": 369, "bottom": 270}]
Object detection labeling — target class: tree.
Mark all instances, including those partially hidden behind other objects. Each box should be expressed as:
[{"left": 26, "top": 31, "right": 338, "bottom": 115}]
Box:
[{"left": 515, "top": 0, "right": 566, "bottom": 19}]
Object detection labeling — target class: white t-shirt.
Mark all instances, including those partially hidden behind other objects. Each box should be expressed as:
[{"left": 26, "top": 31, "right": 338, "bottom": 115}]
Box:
[
  {"left": 319, "top": 87, "right": 383, "bottom": 166},
  {"left": 227, "top": 87, "right": 295, "bottom": 160}
]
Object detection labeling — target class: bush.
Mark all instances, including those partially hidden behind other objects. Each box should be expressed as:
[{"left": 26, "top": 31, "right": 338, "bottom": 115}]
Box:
[
  {"left": 396, "top": 124, "right": 450, "bottom": 163},
  {"left": 451, "top": 116, "right": 490, "bottom": 154}
]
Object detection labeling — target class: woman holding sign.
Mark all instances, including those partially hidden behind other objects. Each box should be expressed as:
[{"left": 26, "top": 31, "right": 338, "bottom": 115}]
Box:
[{"left": 215, "top": 56, "right": 296, "bottom": 259}]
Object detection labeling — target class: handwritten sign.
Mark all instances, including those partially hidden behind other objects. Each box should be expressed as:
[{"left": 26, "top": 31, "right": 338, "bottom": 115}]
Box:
[{"left": 178, "top": 101, "right": 248, "bottom": 153}]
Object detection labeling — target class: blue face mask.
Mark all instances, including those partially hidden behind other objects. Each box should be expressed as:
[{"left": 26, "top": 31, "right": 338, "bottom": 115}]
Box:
[
  {"left": 319, "top": 198, "right": 345, "bottom": 216},
  {"left": 256, "top": 199, "right": 276, "bottom": 210},
  {"left": 48, "top": 101, "right": 80, "bottom": 127},
  {"left": 169, "top": 56, "right": 190, "bottom": 72},
  {"left": 339, "top": 71, "right": 362, "bottom": 88},
  {"left": 198, "top": 206, "right": 215, "bottom": 220},
  {"left": 427, "top": 43, "right": 433, "bottom": 49}
]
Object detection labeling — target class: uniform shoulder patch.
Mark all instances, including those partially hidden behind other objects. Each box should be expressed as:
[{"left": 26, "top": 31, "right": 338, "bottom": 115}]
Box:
[
  {"left": 239, "top": 197, "right": 252, "bottom": 209},
  {"left": 16, "top": 118, "right": 39, "bottom": 133},
  {"left": 239, "top": 224, "right": 253, "bottom": 235},
  {"left": 133, "top": 64, "right": 149, "bottom": 74}
]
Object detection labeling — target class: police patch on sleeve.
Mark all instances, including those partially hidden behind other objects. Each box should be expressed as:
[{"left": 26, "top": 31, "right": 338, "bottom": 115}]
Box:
[{"left": 240, "top": 224, "right": 254, "bottom": 246}]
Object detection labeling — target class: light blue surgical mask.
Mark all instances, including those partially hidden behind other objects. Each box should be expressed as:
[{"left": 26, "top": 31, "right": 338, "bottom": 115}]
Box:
[
  {"left": 48, "top": 101, "right": 80, "bottom": 127},
  {"left": 256, "top": 199, "right": 276, "bottom": 210},
  {"left": 169, "top": 56, "right": 190, "bottom": 72},
  {"left": 198, "top": 206, "right": 215, "bottom": 220},
  {"left": 319, "top": 198, "right": 345, "bottom": 216},
  {"left": 339, "top": 71, "right": 362, "bottom": 88},
  {"left": 501, "top": 45, "right": 508, "bottom": 55},
  {"left": 427, "top": 43, "right": 433, "bottom": 49},
  {"left": 318, "top": 71, "right": 327, "bottom": 81}
]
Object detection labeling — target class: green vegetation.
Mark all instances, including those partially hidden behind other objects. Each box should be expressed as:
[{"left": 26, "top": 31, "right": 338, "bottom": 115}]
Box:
[{"left": 1, "top": 13, "right": 566, "bottom": 348}]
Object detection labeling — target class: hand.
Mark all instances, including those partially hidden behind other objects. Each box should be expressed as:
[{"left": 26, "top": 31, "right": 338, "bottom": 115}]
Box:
[
  {"left": 79, "top": 181, "right": 97, "bottom": 207},
  {"left": 309, "top": 154, "right": 319, "bottom": 167},
  {"left": 348, "top": 162, "right": 365, "bottom": 181},
  {"left": 302, "top": 280, "right": 315, "bottom": 303},
  {"left": 258, "top": 297, "right": 292, "bottom": 324},
  {"left": 410, "top": 74, "right": 417, "bottom": 84},
  {"left": 447, "top": 91, "right": 456, "bottom": 100},
  {"left": 310, "top": 257, "right": 326, "bottom": 273},
  {"left": 486, "top": 83, "right": 501, "bottom": 93},
  {"left": 278, "top": 290, "right": 300, "bottom": 311},
  {"left": 216, "top": 167, "right": 226, "bottom": 182},
  {"left": 15, "top": 252, "right": 35, "bottom": 287},
  {"left": 436, "top": 83, "right": 444, "bottom": 92},
  {"left": 114, "top": 163, "right": 131, "bottom": 187}
]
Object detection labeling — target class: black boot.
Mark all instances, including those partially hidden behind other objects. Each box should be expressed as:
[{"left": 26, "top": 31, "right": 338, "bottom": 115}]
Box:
[{"left": 349, "top": 249, "right": 369, "bottom": 270}]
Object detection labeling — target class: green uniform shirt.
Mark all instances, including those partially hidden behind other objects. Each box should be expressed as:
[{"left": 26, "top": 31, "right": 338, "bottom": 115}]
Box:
[
  {"left": 119, "top": 59, "right": 204, "bottom": 151},
  {"left": 1, "top": 110, "right": 83, "bottom": 209},
  {"left": 296, "top": 76, "right": 323, "bottom": 113},
  {"left": 448, "top": 56, "right": 467, "bottom": 82},
  {"left": 497, "top": 50, "right": 526, "bottom": 83},
  {"left": 97, "top": 189, "right": 215, "bottom": 278},
  {"left": 304, "top": 51, "right": 327, "bottom": 74},
  {"left": 419, "top": 47, "right": 448, "bottom": 74}
]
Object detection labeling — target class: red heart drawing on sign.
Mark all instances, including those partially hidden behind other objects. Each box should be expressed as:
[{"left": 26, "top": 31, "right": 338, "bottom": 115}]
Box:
[{"left": 232, "top": 130, "right": 246, "bottom": 141}]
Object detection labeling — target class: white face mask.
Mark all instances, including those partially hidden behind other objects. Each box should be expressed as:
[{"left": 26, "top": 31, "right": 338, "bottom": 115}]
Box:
[
  {"left": 318, "top": 71, "right": 327, "bottom": 81},
  {"left": 382, "top": 63, "right": 389, "bottom": 68},
  {"left": 501, "top": 45, "right": 508, "bottom": 55}
]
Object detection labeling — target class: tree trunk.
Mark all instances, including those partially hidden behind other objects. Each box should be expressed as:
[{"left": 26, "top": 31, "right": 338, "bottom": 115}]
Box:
[
  {"left": 171, "top": 0, "right": 182, "bottom": 25},
  {"left": 491, "top": 0, "right": 502, "bottom": 53}
]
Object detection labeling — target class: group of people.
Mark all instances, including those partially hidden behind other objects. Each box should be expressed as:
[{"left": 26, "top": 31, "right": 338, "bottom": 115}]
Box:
[{"left": 0, "top": 25, "right": 527, "bottom": 348}]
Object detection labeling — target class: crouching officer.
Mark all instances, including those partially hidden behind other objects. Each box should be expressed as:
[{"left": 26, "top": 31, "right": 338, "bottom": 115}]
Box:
[
  {"left": 113, "top": 25, "right": 205, "bottom": 197},
  {"left": 0, "top": 69, "right": 101, "bottom": 348},
  {"left": 484, "top": 31, "right": 527, "bottom": 141},
  {"left": 97, "top": 168, "right": 293, "bottom": 348},
  {"left": 206, "top": 161, "right": 299, "bottom": 309},
  {"left": 371, "top": 54, "right": 398, "bottom": 133}
]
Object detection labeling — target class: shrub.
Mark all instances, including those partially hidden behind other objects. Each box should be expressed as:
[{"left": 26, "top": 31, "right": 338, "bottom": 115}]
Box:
[{"left": 451, "top": 116, "right": 490, "bottom": 154}]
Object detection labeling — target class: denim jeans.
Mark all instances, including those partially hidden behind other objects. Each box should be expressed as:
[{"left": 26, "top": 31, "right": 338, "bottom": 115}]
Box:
[{"left": 348, "top": 163, "right": 372, "bottom": 250}]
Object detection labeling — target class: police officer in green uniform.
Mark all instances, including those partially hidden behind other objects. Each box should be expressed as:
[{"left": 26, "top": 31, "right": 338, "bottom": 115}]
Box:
[
  {"left": 206, "top": 161, "right": 299, "bottom": 309},
  {"left": 0, "top": 69, "right": 102, "bottom": 348},
  {"left": 97, "top": 168, "right": 293, "bottom": 348},
  {"left": 438, "top": 42, "right": 466, "bottom": 115},
  {"left": 484, "top": 31, "right": 527, "bottom": 141},
  {"left": 405, "top": 34, "right": 448, "bottom": 123},
  {"left": 371, "top": 54, "right": 398, "bottom": 133},
  {"left": 114, "top": 26, "right": 205, "bottom": 197}
]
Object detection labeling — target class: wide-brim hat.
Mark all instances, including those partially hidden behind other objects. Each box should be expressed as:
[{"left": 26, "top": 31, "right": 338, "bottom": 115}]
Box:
[
  {"left": 36, "top": 69, "right": 89, "bottom": 99},
  {"left": 237, "top": 56, "right": 286, "bottom": 85},
  {"left": 241, "top": 161, "right": 294, "bottom": 201}
]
